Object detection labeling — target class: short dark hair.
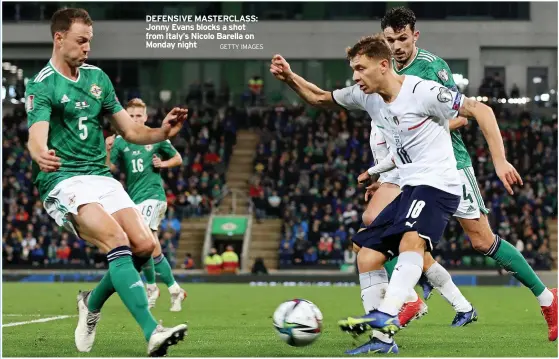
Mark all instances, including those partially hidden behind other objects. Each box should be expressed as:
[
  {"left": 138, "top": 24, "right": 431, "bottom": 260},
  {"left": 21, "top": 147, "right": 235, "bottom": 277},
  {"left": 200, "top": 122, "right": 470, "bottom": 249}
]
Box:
[
  {"left": 346, "top": 34, "right": 392, "bottom": 63},
  {"left": 381, "top": 7, "right": 416, "bottom": 32},
  {"left": 50, "top": 8, "right": 93, "bottom": 38}
]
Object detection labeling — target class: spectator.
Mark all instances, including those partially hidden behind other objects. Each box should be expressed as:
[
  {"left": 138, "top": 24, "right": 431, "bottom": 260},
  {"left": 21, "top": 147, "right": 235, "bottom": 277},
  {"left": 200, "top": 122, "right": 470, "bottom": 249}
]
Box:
[
  {"left": 252, "top": 257, "right": 269, "bottom": 275},
  {"left": 182, "top": 253, "right": 195, "bottom": 270}
]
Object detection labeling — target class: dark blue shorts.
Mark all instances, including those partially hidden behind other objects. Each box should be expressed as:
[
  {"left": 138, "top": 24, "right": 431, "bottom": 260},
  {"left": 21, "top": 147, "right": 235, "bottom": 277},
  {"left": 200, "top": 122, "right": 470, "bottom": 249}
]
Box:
[{"left": 353, "top": 185, "right": 460, "bottom": 259}]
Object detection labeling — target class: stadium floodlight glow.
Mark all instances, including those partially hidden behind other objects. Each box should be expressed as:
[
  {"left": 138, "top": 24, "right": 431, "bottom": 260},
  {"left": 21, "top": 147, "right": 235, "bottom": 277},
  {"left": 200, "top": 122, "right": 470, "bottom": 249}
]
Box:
[
  {"left": 10, "top": 65, "right": 17, "bottom": 74},
  {"left": 482, "top": 96, "right": 488, "bottom": 102},
  {"left": 507, "top": 98, "right": 513, "bottom": 104},
  {"left": 3, "top": 62, "right": 11, "bottom": 70},
  {"left": 476, "top": 96, "right": 482, "bottom": 101},
  {"left": 533, "top": 77, "right": 542, "bottom": 84},
  {"left": 541, "top": 93, "right": 550, "bottom": 102},
  {"left": 550, "top": 89, "right": 556, "bottom": 95},
  {"left": 535, "top": 96, "right": 540, "bottom": 101},
  {"left": 159, "top": 90, "right": 171, "bottom": 103}
]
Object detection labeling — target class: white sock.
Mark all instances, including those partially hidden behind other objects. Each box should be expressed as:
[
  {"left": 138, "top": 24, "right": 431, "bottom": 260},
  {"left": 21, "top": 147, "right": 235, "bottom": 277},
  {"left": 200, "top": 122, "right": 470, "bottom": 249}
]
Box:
[
  {"left": 168, "top": 282, "right": 181, "bottom": 294},
  {"left": 425, "top": 262, "right": 472, "bottom": 313},
  {"left": 359, "top": 270, "right": 392, "bottom": 344},
  {"left": 537, "top": 288, "right": 554, "bottom": 307},
  {"left": 378, "top": 251, "right": 423, "bottom": 316},
  {"left": 146, "top": 283, "right": 158, "bottom": 291},
  {"left": 405, "top": 288, "right": 419, "bottom": 303}
]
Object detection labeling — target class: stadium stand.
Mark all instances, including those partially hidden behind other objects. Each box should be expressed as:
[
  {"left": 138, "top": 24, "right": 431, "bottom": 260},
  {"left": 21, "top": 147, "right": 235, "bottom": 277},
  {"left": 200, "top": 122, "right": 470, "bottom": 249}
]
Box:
[
  {"left": 251, "top": 99, "right": 558, "bottom": 270},
  {"left": 2, "top": 75, "right": 557, "bottom": 272}
]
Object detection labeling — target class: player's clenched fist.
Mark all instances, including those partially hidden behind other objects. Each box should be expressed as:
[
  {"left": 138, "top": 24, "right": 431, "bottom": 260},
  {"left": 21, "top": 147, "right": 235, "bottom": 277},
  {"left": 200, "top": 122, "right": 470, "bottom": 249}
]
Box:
[
  {"left": 152, "top": 154, "right": 162, "bottom": 168},
  {"left": 270, "top": 54, "right": 293, "bottom": 82},
  {"left": 162, "top": 107, "right": 189, "bottom": 138},
  {"left": 38, "top": 149, "right": 61, "bottom": 173}
]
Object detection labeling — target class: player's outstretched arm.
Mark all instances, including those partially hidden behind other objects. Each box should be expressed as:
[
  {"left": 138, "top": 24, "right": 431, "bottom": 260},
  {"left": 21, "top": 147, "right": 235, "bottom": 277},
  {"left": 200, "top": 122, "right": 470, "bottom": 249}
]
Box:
[
  {"left": 28, "top": 122, "right": 61, "bottom": 172},
  {"left": 459, "top": 98, "right": 523, "bottom": 194},
  {"left": 270, "top": 54, "right": 340, "bottom": 110},
  {"left": 109, "top": 108, "right": 188, "bottom": 145}
]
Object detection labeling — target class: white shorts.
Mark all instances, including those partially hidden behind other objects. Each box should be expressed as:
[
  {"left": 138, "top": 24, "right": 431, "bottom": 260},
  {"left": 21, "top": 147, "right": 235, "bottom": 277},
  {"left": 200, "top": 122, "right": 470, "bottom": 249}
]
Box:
[
  {"left": 453, "top": 167, "right": 490, "bottom": 220},
  {"left": 136, "top": 199, "right": 167, "bottom": 231},
  {"left": 43, "top": 175, "right": 135, "bottom": 236},
  {"left": 379, "top": 169, "right": 400, "bottom": 186}
]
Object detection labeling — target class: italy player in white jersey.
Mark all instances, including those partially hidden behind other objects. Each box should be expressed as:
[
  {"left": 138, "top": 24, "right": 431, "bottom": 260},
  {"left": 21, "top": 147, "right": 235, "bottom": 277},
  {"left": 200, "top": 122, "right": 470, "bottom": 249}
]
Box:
[{"left": 270, "top": 34, "right": 522, "bottom": 354}]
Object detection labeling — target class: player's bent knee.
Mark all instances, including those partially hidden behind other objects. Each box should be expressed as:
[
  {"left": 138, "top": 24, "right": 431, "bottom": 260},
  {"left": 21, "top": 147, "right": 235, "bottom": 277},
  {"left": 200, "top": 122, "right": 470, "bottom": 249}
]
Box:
[
  {"left": 459, "top": 217, "right": 493, "bottom": 253},
  {"left": 399, "top": 231, "right": 426, "bottom": 253},
  {"left": 131, "top": 232, "right": 156, "bottom": 257},
  {"left": 357, "top": 247, "right": 386, "bottom": 273}
]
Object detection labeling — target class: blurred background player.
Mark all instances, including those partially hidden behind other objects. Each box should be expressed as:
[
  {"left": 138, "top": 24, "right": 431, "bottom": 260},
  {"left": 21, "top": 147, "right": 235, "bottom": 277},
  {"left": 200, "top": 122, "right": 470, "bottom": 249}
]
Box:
[
  {"left": 25, "top": 8, "right": 188, "bottom": 356},
  {"left": 106, "top": 98, "right": 187, "bottom": 312},
  {"left": 381, "top": 6, "right": 557, "bottom": 338}
]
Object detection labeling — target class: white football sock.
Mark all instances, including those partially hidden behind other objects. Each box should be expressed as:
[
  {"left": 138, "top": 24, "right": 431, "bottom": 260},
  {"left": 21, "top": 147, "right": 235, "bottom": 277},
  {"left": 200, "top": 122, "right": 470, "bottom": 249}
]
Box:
[
  {"left": 425, "top": 262, "right": 472, "bottom": 313},
  {"left": 378, "top": 251, "right": 423, "bottom": 316},
  {"left": 406, "top": 288, "right": 419, "bottom": 303},
  {"left": 537, "top": 288, "right": 554, "bottom": 307},
  {"left": 168, "top": 282, "right": 181, "bottom": 294},
  {"left": 359, "top": 269, "right": 392, "bottom": 344},
  {"left": 146, "top": 283, "right": 158, "bottom": 291}
]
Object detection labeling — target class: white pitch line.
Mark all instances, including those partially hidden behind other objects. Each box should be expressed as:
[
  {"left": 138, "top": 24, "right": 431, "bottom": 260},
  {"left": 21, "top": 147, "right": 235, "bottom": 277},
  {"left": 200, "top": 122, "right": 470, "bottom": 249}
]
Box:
[
  {"left": 3, "top": 315, "right": 74, "bottom": 327},
  {"left": 3, "top": 314, "right": 74, "bottom": 317}
]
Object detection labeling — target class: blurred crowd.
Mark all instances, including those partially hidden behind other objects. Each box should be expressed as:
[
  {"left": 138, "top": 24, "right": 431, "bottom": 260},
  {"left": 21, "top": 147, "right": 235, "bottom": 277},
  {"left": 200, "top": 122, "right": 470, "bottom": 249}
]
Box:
[
  {"left": 2, "top": 98, "right": 238, "bottom": 268},
  {"left": 3, "top": 75, "right": 557, "bottom": 272},
  {"left": 251, "top": 101, "right": 557, "bottom": 270}
]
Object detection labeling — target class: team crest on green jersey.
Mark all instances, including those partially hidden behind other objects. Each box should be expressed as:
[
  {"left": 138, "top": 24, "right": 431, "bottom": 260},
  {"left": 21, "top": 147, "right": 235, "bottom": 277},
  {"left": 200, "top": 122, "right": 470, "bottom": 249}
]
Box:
[
  {"left": 145, "top": 145, "right": 153, "bottom": 151},
  {"left": 90, "top": 84, "right": 102, "bottom": 98}
]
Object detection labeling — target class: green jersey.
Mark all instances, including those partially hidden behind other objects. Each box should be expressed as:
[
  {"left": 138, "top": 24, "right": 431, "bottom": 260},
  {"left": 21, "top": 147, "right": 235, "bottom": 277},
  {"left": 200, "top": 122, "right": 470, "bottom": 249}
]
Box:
[
  {"left": 393, "top": 48, "right": 472, "bottom": 170},
  {"left": 26, "top": 61, "right": 123, "bottom": 201},
  {"left": 110, "top": 136, "right": 178, "bottom": 203}
]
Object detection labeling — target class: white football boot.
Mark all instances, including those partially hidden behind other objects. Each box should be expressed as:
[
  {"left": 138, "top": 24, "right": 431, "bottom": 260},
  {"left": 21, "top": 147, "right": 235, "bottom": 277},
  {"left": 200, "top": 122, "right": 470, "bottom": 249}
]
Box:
[
  {"left": 170, "top": 288, "right": 187, "bottom": 312},
  {"left": 146, "top": 284, "right": 160, "bottom": 309},
  {"left": 147, "top": 322, "right": 188, "bottom": 357},
  {"left": 75, "top": 290, "right": 101, "bottom": 352}
]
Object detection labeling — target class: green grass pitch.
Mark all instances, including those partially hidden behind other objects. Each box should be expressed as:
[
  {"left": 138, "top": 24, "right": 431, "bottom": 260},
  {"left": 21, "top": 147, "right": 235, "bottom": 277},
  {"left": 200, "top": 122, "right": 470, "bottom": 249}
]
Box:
[{"left": 2, "top": 283, "right": 558, "bottom": 357}]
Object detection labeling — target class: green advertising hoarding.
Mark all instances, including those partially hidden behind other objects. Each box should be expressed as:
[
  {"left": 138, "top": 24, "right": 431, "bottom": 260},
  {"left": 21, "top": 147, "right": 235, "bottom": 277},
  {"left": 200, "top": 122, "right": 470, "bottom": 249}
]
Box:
[{"left": 211, "top": 216, "right": 248, "bottom": 237}]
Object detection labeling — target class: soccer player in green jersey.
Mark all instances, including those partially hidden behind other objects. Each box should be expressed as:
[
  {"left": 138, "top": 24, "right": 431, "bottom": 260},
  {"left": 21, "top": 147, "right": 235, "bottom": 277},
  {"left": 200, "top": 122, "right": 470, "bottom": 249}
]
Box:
[
  {"left": 107, "top": 98, "right": 187, "bottom": 312},
  {"left": 25, "top": 8, "right": 188, "bottom": 356},
  {"left": 379, "top": 7, "right": 556, "bottom": 339}
]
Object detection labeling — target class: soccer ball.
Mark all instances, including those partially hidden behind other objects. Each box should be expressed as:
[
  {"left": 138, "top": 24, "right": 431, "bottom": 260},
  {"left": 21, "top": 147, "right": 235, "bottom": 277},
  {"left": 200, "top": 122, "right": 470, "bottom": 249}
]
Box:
[{"left": 272, "top": 299, "right": 323, "bottom": 347}]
